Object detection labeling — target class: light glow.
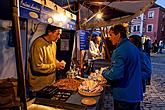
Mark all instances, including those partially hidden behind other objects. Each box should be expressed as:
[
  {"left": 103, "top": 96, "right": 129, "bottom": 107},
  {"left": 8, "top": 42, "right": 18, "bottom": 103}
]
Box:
[
  {"left": 53, "top": 13, "right": 67, "bottom": 23},
  {"left": 96, "top": 11, "right": 102, "bottom": 19}
]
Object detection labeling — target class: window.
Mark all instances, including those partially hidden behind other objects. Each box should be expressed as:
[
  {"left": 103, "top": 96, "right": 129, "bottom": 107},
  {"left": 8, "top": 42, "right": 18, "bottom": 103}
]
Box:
[
  {"left": 148, "top": 11, "right": 154, "bottom": 18},
  {"left": 162, "top": 27, "right": 164, "bottom": 31},
  {"left": 133, "top": 26, "right": 136, "bottom": 32},
  {"left": 163, "top": 14, "right": 165, "bottom": 20},
  {"left": 147, "top": 24, "right": 153, "bottom": 32},
  {"left": 133, "top": 25, "right": 140, "bottom": 32},
  {"left": 137, "top": 25, "right": 140, "bottom": 32}
]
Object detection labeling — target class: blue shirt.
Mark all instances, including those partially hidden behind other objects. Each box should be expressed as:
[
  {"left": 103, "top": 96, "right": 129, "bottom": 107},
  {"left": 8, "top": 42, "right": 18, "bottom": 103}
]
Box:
[{"left": 103, "top": 38, "right": 143, "bottom": 102}]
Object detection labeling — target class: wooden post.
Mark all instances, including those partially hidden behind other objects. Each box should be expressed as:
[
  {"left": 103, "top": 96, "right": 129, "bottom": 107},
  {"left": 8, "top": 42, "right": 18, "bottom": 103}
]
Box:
[{"left": 11, "top": 0, "right": 27, "bottom": 109}]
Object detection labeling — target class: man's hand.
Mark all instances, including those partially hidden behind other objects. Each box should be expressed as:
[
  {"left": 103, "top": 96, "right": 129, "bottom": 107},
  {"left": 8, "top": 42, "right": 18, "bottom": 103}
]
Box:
[
  {"left": 61, "top": 60, "right": 66, "bottom": 69},
  {"left": 56, "top": 60, "right": 66, "bottom": 70}
]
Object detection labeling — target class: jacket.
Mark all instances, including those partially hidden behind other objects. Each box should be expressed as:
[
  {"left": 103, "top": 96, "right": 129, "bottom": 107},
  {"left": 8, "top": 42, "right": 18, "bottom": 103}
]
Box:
[
  {"left": 103, "top": 38, "right": 143, "bottom": 102},
  {"left": 140, "top": 49, "right": 152, "bottom": 93}
]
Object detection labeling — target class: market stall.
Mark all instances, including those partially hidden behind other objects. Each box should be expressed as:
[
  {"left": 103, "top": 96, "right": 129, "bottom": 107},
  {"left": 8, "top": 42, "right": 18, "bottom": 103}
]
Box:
[{"left": 0, "top": 0, "right": 155, "bottom": 110}]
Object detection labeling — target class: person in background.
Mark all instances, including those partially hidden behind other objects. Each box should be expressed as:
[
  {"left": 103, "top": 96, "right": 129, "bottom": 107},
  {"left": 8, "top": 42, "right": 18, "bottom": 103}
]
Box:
[
  {"left": 143, "top": 37, "right": 152, "bottom": 56},
  {"left": 163, "top": 38, "right": 165, "bottom": 49},
  {"left": 158, "top": 40, "right": 164, "bottom": 53},
  {"left": 102, "top": 24, "right": 143, "bottom": 110},
  {"left": 152, "top": 40, "right": 158, "bottom": 54},
  {"left": 95, "top": 36, "right": 105, "bottom": 58},
  {"left": 129, "top": 35, "right": 152, "bottom": 110},
  {"left": 28, "top": 24, "right": 66, "bottom": 93},
  {"left": 89, "top": 34, "right": 101, "bottom": 59}
]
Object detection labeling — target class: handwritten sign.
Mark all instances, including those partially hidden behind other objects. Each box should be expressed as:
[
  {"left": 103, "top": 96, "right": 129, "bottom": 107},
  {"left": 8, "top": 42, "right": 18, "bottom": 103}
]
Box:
[{"left": 79, "top": 30, "right": 89, "bottom": 50}]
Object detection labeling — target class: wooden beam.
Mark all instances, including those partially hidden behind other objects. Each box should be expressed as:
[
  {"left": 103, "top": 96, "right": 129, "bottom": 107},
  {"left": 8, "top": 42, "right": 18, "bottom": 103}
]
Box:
[{"left": 11, "top": 0, "right": 27, "bottom": 110}]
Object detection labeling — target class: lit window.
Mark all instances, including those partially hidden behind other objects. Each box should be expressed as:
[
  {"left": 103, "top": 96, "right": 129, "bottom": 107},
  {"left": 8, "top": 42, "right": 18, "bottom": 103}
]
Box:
[
  {"left": 147, "top": 24, "right": 153, "bottom": 32},
  {"left": 163, "top": 14, "right": 165, "bottom": 18},
  {"left": 148, "top": 11, "right": 154, "bottom": 18},
  {"left": 162, "top": 27, "right": 164, "bottom": 31}
]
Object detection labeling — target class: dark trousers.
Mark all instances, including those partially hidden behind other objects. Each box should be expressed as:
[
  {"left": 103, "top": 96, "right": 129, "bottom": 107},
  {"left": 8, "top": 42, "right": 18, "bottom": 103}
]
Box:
[
  {"left": 146, "top": 77, "right": 151, "bottom": 85},
  {"left": 114, "top": 100, "right": 139, "bottom": 110}
]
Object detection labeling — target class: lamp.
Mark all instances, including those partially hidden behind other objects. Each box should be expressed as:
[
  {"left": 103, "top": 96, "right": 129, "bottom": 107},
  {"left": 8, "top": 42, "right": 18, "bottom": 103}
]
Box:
[{"left": 96, "top": 10, "right": 102, "bottom": 19}]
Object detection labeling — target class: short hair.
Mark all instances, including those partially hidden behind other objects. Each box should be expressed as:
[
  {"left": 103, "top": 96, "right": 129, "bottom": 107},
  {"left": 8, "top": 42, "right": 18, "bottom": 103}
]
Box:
[
  {"left": 110, "top": 24, "right": 127, "bottom": 38},
  {"left": 129, "top": 34, "right": 142, "bottom": 48},
  {"left": 45, "top": 24, "right": 61, "bottom": 35}
]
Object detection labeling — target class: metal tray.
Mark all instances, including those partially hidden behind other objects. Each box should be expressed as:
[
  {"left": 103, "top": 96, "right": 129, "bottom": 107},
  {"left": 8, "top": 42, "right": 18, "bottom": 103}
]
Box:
[
  {"left": 36, "top": 86, "right": 58, "bottom": 98},
  {"left": 51, "top": 89, "right": 74, "bottom": 102},
  {"left": 37, "top": 86, "right": 75, "bottom": 102}
]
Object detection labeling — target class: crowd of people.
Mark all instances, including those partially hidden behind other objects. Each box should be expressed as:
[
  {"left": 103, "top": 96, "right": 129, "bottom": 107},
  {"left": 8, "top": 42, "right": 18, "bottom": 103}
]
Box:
[{"left": 143, "top": 37, "right": 165, "bottom": 55}]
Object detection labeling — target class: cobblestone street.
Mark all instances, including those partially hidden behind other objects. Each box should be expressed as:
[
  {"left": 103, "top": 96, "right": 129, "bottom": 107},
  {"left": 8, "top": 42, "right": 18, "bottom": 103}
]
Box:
[
  {"left": 141, "top": 50, "right": 165, "bottom": 110},
  {"left": 102, "top": 49, "right": 165, "bottom": 110}
]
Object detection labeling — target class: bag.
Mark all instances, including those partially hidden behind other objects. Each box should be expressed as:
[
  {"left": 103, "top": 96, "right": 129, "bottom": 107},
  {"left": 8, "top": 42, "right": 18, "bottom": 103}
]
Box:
[{"left": 0, "top": 78, "right": 19, "bottom": 108}]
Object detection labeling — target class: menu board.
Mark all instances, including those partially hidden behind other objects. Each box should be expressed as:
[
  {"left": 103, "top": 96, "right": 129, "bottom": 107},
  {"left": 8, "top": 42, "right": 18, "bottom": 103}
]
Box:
[{"left": 79, "top": 30, "right": 89, "bottom": 50}]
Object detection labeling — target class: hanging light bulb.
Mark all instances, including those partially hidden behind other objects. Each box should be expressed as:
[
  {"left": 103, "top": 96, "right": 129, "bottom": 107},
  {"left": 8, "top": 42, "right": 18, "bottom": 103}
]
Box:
[{"left": 96, "top": 10, "right": 102, "bottom": 19}]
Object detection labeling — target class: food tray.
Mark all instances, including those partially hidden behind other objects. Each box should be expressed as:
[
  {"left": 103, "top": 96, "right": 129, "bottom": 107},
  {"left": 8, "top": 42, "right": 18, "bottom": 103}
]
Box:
[
  {"left": 98, "top": 80, "right": 107, "bottom": 86},
  {"left": 51, "top": 89, "right": 74, "bottom": 102},
  {"left": 53, "top": 78, "right": 82, "bottom": 92},
  {"left": 36, "top": 86, "right": 74, "bottom": 102},
  {"left": 36, "top": 86, "right": 58, "bottom": 98},
  {"left": 78, "top": 87, "right": 103, "bottom": 96},
  {"left": 78, "top": 90, "right": 101, "bottom": 96}
]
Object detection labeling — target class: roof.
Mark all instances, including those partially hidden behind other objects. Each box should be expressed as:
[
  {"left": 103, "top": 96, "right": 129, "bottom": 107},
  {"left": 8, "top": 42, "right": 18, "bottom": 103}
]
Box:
[{"left": 151, "top": 3, "right": 165, "bottom": 12}]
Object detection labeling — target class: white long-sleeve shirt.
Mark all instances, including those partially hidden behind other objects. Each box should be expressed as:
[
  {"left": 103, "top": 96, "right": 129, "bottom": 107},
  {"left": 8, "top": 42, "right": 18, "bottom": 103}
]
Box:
[{"left": 89, "top": 41, "right": 100, "bottom": 59}]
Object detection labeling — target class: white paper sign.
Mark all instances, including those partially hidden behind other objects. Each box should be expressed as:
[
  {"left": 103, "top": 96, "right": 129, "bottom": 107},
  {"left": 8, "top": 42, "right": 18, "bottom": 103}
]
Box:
[{"left": 60, "top": 39, "right": 69, "bottom": 51}]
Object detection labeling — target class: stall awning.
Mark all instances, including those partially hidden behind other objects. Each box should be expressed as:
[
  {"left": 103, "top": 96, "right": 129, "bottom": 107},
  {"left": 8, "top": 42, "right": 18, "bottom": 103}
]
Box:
[
  {"left": 81, "top": 0, "right": 155, "bottom": 29},
  {"left": 54, "top": 0, "right": 155, "bottom": 29}
]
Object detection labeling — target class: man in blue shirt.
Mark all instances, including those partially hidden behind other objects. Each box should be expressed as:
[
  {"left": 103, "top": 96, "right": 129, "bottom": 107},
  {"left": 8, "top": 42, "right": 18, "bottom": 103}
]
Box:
[{"left": 102, "top": 24, "right": 143, "bottom": 110}]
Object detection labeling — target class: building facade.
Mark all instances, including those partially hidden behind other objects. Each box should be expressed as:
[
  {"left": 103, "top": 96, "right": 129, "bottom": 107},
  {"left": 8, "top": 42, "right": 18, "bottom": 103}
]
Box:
[{"left": 130, "top": 4, "right": 165, "bottom": 43}]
